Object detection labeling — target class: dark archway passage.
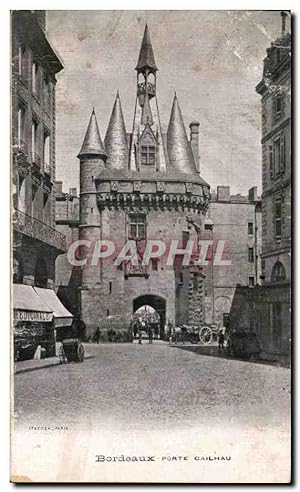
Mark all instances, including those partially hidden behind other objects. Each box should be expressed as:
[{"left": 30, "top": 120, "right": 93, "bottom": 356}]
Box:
[{"left": 133, "top": 295, "right": 166, "bottom": 339}]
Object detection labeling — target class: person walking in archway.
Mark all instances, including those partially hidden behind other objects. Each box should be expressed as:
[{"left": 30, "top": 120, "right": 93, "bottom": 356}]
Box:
[
  {"left": 148, "top": 325, "right": 153, "bottom": 344},
  {"left": 138, "top": 324, "right": 143, "bottom": 345}
]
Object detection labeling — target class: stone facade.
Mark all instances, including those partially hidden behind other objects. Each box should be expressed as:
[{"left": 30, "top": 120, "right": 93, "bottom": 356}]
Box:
[
  {"left": 65, "top": 25, "right": 212, "bottom": 338},
  {"left": 12, "top": 10, "right": 65, "bottom": 288},
  {"left": 55, "top": 183, "right": 80, "bottom": 315},
  {"left": 229, "top": 13, "right": 291, "bottom": 362},
  {"left": 11, "top": 11, "right": 68, "bottom": 359},
  {"left": 205, "top": 186, "right": 262, "bottom": 325}
]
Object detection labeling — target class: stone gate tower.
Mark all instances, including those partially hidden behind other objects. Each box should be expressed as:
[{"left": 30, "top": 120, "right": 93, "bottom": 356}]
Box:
[{"left": 78, "top": 25, "right": 211, "bottom": 338}]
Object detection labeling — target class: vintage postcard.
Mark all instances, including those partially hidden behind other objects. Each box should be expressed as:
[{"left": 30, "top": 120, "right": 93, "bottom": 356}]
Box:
[{"left": 11, "top": 10, "right": 291, "bottom": 483}]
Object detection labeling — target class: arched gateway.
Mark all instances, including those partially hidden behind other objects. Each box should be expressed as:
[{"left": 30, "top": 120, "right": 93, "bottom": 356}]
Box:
[{"left": 133, "top": 295, "right": 166, "bottom": 338}]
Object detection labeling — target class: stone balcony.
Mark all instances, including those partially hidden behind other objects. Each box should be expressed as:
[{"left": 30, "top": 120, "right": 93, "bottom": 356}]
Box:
[{"left": 13, "top": 209, "right": 66, "bottom": 252}]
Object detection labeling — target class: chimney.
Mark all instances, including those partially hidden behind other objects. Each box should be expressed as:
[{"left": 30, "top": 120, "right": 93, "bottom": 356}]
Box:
[
  {"left": 217, "top": 186, "right": 230, "bottom": 202},
  {"left": 248, "top": 186, "right": 258, "bottom": 202},
  {"left": 69, "top": 187, "right": 77, "bottom": 197},
  {"left": 189, "top": 121, "right": 200, "bottom": 172},
  {"left": 281, "top": 11, "right": 288, "bottom": 36},
  {"left": 55, "top": 181, "right": 63, "bottom": 195}
]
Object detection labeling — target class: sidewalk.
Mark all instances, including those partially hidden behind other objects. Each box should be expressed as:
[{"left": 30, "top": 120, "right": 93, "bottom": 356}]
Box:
[
  {"left": 14, "top": 344, "right": 93, "bottom": 374},
  {"left": 14, "top": 355, "right": 61, "bottom": 374}
]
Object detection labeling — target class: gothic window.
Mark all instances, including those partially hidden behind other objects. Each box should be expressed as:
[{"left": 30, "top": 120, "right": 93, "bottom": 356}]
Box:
[
  {"left": 271, "top": 262, "right": 286, "bottom": 282},
  {"left": 129, "top": 214, "right": 146, "bottom": 239},
  {"left": 248, "top": 222, "right": 254, "bottom": 236},
  {"left": 141, "top": 145, "right": 156, "bottom": 165}
]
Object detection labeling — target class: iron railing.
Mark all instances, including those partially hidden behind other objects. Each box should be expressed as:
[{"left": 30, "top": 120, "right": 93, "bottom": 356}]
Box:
[
  {"left": 12, "top": 138, "right": 29, "bottom": 157},
  {"left": 13, "top": 209, "right": 66, "bottom": 252}
]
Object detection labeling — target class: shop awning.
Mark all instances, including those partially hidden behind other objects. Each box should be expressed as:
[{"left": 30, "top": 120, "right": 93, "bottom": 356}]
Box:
[
  {"left": 13, "top": 284, "right": 53, "bottom": 322},
  {"left": 33, "top": 287, "right": 73, "bottom": 328}
]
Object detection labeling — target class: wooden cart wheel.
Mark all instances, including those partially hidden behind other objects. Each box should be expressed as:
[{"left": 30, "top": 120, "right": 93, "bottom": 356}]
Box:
[
  {"left": 199, "top": 326, "right": 213, "bottom": 345},
  {"left": 77, "top": 343, "right": 85, "bottom": 362},
  {"left": 59, "top": 345, "right": 67, "bottom": 364}
]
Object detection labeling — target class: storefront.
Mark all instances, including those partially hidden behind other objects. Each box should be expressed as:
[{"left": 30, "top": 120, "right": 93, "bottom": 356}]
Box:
[
  {"left": 13, "top": 285, "right": 74, "bottom": 361},
  {"left": 13, "top": 284, "right": 54, "bottom": 361},
  {"left": 34, "top": 287, "right": 73, "bottom": 343}
]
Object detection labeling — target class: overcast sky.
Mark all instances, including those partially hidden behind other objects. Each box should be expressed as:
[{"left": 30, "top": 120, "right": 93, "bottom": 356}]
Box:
[{"left": 46, "top": 10, "right": 291, "bottom": 195}]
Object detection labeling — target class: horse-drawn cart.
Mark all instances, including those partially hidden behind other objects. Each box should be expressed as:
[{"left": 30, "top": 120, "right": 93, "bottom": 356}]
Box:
[
  {"left": 171, "top": 324, "right": 219, "bottom": 345},
  {"left": 59, "top": 338, "right": 85, "bottom": 363}
]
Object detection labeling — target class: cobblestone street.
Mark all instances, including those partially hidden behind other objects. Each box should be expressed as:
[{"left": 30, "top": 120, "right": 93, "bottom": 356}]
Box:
[{"left": 14, "top": 342, "right": 290, "bottom": 432}]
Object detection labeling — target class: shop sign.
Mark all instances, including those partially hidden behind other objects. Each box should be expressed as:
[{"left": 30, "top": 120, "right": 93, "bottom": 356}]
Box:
[{"left": 14, "top": 310, "right": 53, "bottom": 322}]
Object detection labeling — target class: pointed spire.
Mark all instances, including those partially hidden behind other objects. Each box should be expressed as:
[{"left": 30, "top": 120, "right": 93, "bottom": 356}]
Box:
[
  {"left": 104, "top": 92, "right": 128, "bottom": 170},
  {"left": 141, "top": 93, "right": 153, "bottom": 126},
  {"left": 78, "top": 109, "right": 107, "bottom": 159},
  {"left": 135, "top": 24, "right": 158, "bottom": 72},
  {"left": 167, "top": 94, "right": 197, "bottom": 175}
]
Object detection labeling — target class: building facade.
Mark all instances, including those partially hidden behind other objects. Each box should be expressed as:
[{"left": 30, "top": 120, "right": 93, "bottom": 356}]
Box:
[
  {"left": 55, "top": 182, "right": 80, "bottom": 317},
  {"left": 12, "top": 11, "right": 72, "bottom": 359},
  {"left": 57, "top": 25, "right": 212, "bottom": 339},
  {"left": 230, "top": 13, "right": 291, "bottom": 362},
  {"left": 205, "top": 186, "right": 262, "bottom": 325}
]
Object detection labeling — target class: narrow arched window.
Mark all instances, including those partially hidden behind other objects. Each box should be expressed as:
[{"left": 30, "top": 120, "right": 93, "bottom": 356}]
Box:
[{"left": 271, "top": 261, "right": 286, "bottom": 282}]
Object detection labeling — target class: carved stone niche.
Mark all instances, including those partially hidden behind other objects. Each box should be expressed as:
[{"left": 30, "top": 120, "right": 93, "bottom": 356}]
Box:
[
  {"left": 157, "top": 181, "right": 165, "bottom": 193},
  {"left": 133, "top": 180, "right": 142, "bottom": 193},
  {"left": 186, "top": 182, "right": 193, "bottom": 194},
  {"left": 110, "top": 181, "right": 119, "bottom": 192}
]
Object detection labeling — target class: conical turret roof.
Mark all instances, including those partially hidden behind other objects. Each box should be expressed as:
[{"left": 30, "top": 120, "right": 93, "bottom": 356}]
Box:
[
  {"left": 104, "top": 92, "right": 128, "bottom": 170},
  {"left": 135, "top": 24, "right": 158, "bottom": 72},
  {"left": 167, "top": 94, "right": 197, "bottom": 175},
  {"left": 78, "top": 109, "right": 107, "bottom": 158}
]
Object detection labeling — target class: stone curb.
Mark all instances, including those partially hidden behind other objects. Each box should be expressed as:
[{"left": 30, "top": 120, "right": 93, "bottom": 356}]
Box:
[{"left": 15, "top": 355, "right": 94, "bottom": 375}]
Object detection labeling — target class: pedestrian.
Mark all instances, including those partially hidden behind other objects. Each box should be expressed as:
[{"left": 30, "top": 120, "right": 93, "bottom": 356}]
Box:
[
  {"left": 148, "top": 326, "right": 153, "bottom": 344},
  {"left": 138, "top": 327, "right": 142, "bottom": 344},
  {"left": 94, "top": 327, "right": 101, "bottom": 344},
  {"left": 218, "top": 329, "right": 225, "bottom": 353}
]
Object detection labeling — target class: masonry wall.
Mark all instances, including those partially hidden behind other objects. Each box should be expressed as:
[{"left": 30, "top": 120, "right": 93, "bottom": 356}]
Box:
[
  {"left": 80, "top": 205, "right": 206, "bottom": 336},
  {"left": 204, "top": 192, "right": 262, "bottom": 325}
]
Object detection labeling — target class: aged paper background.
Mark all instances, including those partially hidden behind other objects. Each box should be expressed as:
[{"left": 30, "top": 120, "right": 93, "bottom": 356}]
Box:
[{"left": 10, "top": 8, "right": 291, "bottom": 484}]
